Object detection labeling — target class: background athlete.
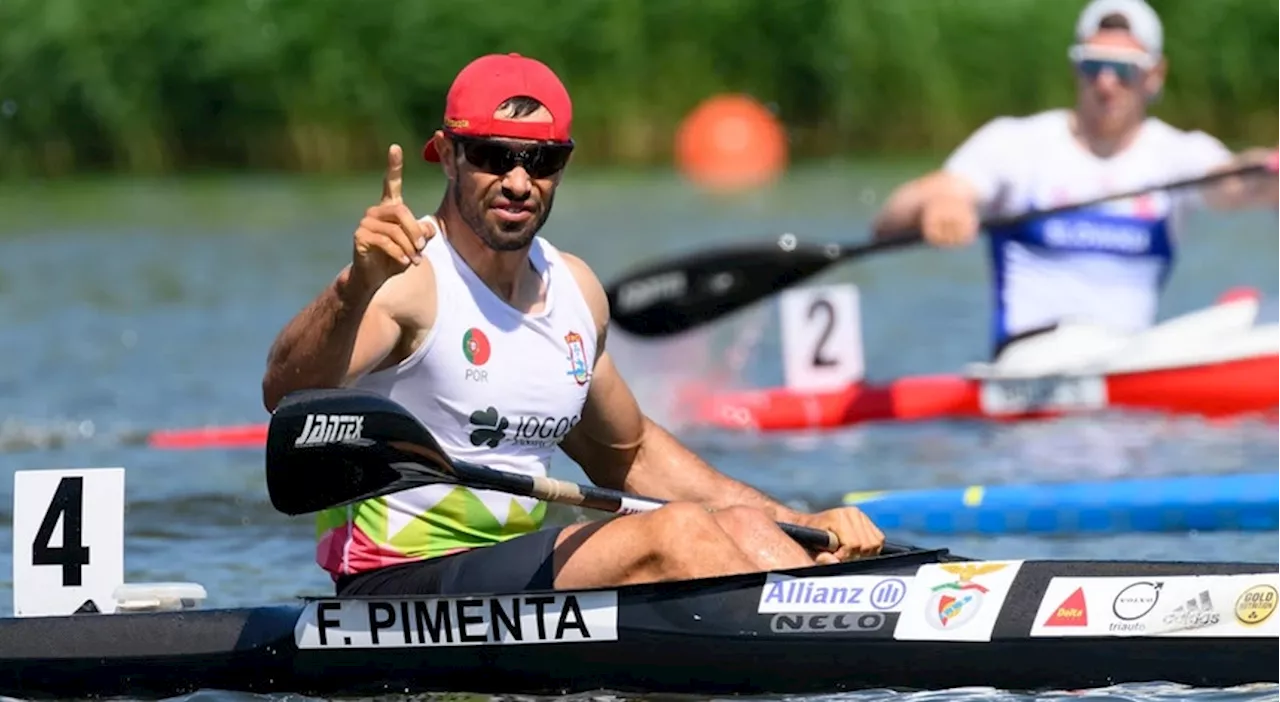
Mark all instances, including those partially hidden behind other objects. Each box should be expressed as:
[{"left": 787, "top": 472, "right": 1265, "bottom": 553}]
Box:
[
  {"left": 261, "top": 53, "right": 885, "bottom": 597},
  {"left": 871, "top": 0, "right": 1278, "bottom": 357}
]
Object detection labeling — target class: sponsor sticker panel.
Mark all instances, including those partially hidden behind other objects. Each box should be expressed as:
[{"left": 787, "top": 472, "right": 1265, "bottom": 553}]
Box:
[
  {"left": 757, "top": 573, "right": 911, "bottom": 614},
  {"left": 979, "top": 376, "right": 1107, "bottom": 416},
  {"left": 759, "top": 573, "right": 911, "bottom": 636},
  {"left": 892, "top": 561, "right": 1025, "bottom": 642},
  {"left": 1030, "top": 573, "right": 1279, "bottom": 638}
]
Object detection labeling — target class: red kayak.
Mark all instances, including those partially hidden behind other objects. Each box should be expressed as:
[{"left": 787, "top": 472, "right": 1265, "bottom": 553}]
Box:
[
  {"left": 148, "top": 422, "right": 268, "bottom": 450},
  {"left": 680, "top": 291, "right": 1278, "bottom": 432},
  {"left": 148, "top": 291, "right": 1276, "bottom": 447}
]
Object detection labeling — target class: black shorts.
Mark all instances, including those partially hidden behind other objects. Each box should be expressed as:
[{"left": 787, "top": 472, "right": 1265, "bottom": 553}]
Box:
[{"left": 334, "top": 526, "right": 565, "bottom": 597}]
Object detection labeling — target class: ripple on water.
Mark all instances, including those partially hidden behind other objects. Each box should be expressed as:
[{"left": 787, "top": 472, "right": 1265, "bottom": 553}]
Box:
[{"left": 18, "top": 683, "right": 1270, "bottom": 702}]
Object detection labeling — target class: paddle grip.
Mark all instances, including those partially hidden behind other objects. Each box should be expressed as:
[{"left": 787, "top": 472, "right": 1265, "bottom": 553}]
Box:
[
  {"left": 778, "top": 522, "right": 840, "bottom": 552},
  {"left": 778, "top": 522, "right": 915, "bottom": 556}
]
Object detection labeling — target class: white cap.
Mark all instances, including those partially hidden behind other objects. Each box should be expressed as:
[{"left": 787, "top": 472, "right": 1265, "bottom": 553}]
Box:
[{"left": 1074, "top": 0, "right": 1163, "bottom": 57}]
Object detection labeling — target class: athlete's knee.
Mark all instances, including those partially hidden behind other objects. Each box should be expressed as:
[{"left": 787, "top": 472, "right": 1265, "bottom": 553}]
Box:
[
  {"left": 650, "top": 503, "right": 778, "bottom": 548},
  {"left": 711, "top": 504, "right": 778, "bottom": 543},
  {"left": 711, "top": 504, "right": 768, "bottom": 532},
  {"left": 647, "top": 501, "right": 721, "bottom": 544},
  {"left": 711, "top": 505, "right": 815, "bottom": 569},
  {"left": 640, "top": 502, "right": 728, "bottom": 565}
]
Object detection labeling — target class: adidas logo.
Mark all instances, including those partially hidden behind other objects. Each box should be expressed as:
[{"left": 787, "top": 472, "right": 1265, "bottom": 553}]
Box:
[{"left": 1162, "top": 590, "right": 1220, "bottom": 630}]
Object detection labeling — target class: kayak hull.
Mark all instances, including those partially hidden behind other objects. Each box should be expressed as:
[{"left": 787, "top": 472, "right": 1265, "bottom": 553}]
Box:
[
  {"left": 846, "top": 472, "right": 1280, "bottom": 534},
  {"left": 0, "top": 552, "right": 1275, "bottom": 698},
  {"left": 143, "top": 293, "right": 1277, "bottom": 448},
  {"left": 686, "top": 353, "right": 1280, "bottom": 431}
]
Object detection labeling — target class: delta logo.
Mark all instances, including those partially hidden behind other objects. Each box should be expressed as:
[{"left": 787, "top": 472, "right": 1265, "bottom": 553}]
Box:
[{"left": 1043, "top": 587, "right": 1088, "bottom": 627}]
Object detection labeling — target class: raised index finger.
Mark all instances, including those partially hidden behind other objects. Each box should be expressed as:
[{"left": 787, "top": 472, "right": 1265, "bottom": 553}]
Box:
[{"left": 382, "top": 144, "right": 404, "bottom": 204}]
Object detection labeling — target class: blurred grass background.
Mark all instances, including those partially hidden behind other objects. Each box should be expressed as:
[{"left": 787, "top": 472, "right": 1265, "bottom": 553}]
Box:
[{"left": 0, "top": 0, "right": 1275, "bottom": 177}]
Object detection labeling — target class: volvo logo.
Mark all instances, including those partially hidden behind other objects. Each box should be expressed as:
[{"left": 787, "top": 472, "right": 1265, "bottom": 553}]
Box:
[{"left": 1113, "top": 581, "right": 1162, "bottom": 621}]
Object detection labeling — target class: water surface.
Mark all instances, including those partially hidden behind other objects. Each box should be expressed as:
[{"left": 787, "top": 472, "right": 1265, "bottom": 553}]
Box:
[{"left": 0, "top": 166, "right": 1275, "bottom": 700}]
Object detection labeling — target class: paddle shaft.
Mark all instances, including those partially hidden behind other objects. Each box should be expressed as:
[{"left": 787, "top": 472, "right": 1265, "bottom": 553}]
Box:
[
  {"left": 451, "top": 459, "right": 867, "bottom": 554},
  {"left": 826, "top": 162, "right": 1275, "bottom": 263},
  {"left": 267, "top": 389, "right": 939, "bottom": 558}
]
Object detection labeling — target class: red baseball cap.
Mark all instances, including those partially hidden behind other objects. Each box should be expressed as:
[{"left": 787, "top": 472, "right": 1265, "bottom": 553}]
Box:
[{"left": 423, "top": 53, "right": 573, "bottom": 162}]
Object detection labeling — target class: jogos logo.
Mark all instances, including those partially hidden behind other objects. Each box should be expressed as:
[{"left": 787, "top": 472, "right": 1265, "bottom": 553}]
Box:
[{"left": 468, "top": 406, "right": 580, "bottom": 448}]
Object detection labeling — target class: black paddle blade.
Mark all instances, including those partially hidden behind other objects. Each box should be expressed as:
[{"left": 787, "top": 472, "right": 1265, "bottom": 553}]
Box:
[
  {"left": 605, "top": 241, "right": 840, "bottom": 337},
  {"left": 264, "top": 388, "right": 457, "bottom": 515}
]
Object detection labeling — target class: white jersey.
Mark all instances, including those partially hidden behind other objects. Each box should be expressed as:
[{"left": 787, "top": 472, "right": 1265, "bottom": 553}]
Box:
[
  {"left": 943, "top": 108, "right": 1232, "bottom": 351},
  {"left": 316, "top": 217, "right": 598, "bottom": 576}
]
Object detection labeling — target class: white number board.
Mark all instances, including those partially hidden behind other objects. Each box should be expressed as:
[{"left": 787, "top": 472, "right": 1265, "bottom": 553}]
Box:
[
  {"left": 779, "top": 283, "right": 864, "bottom": 391},
  {"left": 12, "top": 468, "right": 125, "bottom": 616}
]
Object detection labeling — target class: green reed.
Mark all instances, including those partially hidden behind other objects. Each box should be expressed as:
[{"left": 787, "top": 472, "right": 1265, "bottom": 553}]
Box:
[{"left": 0, "top": 0, "right": 1274, "bottom": 177}]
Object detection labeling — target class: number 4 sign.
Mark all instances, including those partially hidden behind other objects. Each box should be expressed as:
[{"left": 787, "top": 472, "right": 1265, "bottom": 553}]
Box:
[
  {"left": 779, "top": 283, "right": 865, "bottom": 391},
  {"left": 12, "top": 468, "right": 124, "bottom": 616}
]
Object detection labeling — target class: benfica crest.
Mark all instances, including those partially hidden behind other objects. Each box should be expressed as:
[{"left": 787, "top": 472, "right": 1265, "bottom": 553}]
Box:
[
  {"left": 926, "top": 563, "right": 1008, "bottom": 630},
  {"left": 565, "top": 331, "right": 590, "bottom": 385}
]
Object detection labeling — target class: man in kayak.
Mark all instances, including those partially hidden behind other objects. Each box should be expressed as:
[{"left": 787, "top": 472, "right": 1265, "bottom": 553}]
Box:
[
  {"left": 871, "top": 0, "right": 1278, "bottom": 357},
  {"left": 262, "top": 53, "right": 884, "bottom": 596}
]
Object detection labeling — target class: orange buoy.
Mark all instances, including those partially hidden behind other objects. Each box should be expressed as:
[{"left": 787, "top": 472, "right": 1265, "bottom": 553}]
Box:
[{"left": 674, "top": 93, "right": 787, "bottom": 192}]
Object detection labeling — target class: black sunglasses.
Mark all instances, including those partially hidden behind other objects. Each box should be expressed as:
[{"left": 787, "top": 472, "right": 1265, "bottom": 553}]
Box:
[
  {"left": 446, "top": 131, "right": 574, "bottom": 179},
  {"left": 1075, "top": 58, "right": 1145, "bottom": 85},
  {"left": 1067, "top": 45, "right": 1153, "bottom": 87}
]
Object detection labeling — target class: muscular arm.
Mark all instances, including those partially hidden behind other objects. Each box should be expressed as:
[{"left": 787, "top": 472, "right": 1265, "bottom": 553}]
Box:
[
  {"left": 871, "top": 170, "right": 981, "bottom": 240},
  {"left": 261, "top": 261, "right": 434, "bottom": 412},
  {"left": 556, "top": 254, "right": 802, "bottom": 522},
  {"left": 873, "top": 117, "right": 1016, "bottom": 240}
]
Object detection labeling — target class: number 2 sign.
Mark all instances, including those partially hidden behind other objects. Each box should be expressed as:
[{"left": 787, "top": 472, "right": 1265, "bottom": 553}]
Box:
[
  {"left": 12, "top": 468, "right": 124, "bottom": 616},
  {"left": 779, "top": 283, "right": 865, "bottom": 391}
]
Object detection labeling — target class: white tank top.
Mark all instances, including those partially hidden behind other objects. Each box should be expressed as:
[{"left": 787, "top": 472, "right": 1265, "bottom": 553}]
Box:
[
  {"left": 942, "top": 109, "right": 1233, "bottom": 352},
  {"left": 315, "top": 217, "right": 598, "bottom": 575}
]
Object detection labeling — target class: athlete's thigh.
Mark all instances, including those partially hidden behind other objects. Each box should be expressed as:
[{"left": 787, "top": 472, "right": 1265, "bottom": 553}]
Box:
[
  {"left": 549, "top": 519, "right": 628, "bottom": 590},
  {"left": 551, "top": 502, "right": 746, "bottom": 589}
]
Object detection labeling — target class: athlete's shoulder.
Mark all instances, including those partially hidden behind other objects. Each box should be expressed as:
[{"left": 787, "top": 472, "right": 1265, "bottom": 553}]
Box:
[
  {"left": 368, "top": 215, "right": 439, "bottom": 326},
  {"left": 985, "top": 109, "right": 1069, "bottom": 138},
  {"left": 969, "top": 109, "right": 1063, "bottom": 135},
  {"left": 949, "top": 110, "right": 1065, "bottom": 165},
  {"left": 1138, "top": 118, "right": 1232, "bottom": 170},
  {"left": 546, "top": 243, "right": 609, "bottom": 333},
  {"left": 945, "top": 111, "right": 1061, "bottom": 183},
  {"left": 1141, "top": 117, "right": 1228, "bottom": 148}
]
